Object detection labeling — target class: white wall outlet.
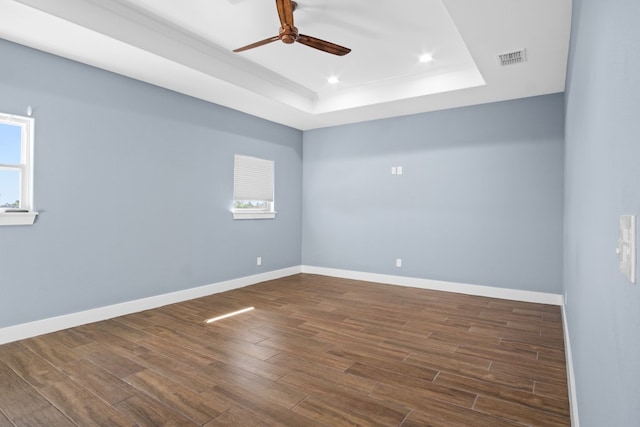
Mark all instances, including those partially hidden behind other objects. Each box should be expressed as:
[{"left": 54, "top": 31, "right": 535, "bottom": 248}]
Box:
[
  {"left": 617, "top": 215, "right": 636, "bottom": 283},
  {"left": 396, "top": 258, "right": 402, "bottom": 268},
  {"left": 397, "top": 166, "right": 403, "bottom": 175},
  {"left": 391, "top": 167, "right": 397, "bottom": 175},
  {"left": 257, "top": 256, "right": 262, "bottom": 266}
]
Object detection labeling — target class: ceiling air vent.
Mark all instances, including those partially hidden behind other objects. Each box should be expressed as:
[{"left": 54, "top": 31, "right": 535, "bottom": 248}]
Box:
[{"left": 498, "top": 49, "right": 526, "bottom": 66}]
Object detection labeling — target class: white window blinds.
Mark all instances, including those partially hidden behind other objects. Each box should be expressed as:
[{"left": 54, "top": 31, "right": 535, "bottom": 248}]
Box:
[{"left": 233, "top": 155, "right": 274, "bottom": 202}]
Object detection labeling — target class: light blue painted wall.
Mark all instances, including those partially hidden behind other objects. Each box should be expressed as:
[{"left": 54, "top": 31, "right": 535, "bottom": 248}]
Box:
[
  {"left": 0, "top": 39, "right": 303, "bottom": 329},
  {"left": 564, "top": 0, "right": 640, "bottom": 424},
  {"left": 302, "top": 95, "right": 565, "bottom": 293}
]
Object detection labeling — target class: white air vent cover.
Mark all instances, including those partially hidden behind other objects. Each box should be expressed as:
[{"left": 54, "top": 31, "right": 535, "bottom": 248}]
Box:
[{"left": 498, "top": 49, "right": 527, "bottom": 66}]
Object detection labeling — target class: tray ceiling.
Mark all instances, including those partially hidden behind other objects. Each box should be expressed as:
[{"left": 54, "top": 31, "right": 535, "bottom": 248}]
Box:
[{"left": 0, "top": 0, "right": 572, "bottom": 130}]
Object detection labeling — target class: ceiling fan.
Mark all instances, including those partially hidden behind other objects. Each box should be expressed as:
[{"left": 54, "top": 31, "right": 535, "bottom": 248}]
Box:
[{"left": 233, "top": 0, "right": 351, "bottom": 56}]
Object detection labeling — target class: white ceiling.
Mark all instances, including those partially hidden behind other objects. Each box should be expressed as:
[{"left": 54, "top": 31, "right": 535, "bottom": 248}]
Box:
[{"left": 0, "top": 0, "right": 572, "bottom": 130}]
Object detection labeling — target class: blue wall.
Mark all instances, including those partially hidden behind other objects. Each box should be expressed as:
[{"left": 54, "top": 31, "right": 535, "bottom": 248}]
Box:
[
  {"left": 0, "top": 39, "right": 303, "bottom": 329},
  {"left": 302, "top": 95, "right": 565, "bottom": 294},
  {"left": 564, "top": 0, "right": 640, "bottom": 424}
]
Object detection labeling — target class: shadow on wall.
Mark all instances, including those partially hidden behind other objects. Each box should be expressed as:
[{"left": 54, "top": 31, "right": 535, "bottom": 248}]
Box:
[{"left": 303, "top": 94, "right": 565, "bottom": 160}]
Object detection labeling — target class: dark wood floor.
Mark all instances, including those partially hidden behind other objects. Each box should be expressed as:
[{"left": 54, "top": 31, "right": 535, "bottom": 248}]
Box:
[{"left": 0, "top": 274, "right": 570, "bottom": 426}]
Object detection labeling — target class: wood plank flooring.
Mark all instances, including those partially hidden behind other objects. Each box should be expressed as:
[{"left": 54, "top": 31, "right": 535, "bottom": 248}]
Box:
[{"left": 0, "top": 274, "right": 570, "bottom": 426}]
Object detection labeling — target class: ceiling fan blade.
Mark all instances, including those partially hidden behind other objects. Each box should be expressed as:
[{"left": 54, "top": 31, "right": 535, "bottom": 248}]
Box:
[
  {"left": 297, "top": 34, "right": 351, "bottom": 56},
  {"left": 233, "top": 36, "right": 279, "bottom": 53},
  {"left": 275, "top": 0, "right": 295, "bottom": 28}
]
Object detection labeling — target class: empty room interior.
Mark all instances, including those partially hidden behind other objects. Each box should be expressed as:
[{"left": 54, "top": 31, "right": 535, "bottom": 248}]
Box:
[{"left": 0, "top": 0, "right": 638, "bottom": 426}]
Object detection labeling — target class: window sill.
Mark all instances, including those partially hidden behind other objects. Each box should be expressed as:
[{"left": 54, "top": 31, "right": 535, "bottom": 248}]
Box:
[
  {"left": 232, "top": 211, "right": 276, "bottom": 220},
  {"left": 0, "top": 212, "right": 38, "bottom": 226}
]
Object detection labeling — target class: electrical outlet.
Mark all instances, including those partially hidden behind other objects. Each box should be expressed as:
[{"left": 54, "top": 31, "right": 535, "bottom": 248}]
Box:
[
  {"left": 617, "top": 215, "right": 636, "bottom": 283},
  {"left": 396, "top": 258, "right": 402, "bottom": 268},
  {"left": 397, "top": 166, "right": 403, "bottom": 175},
  {"left": 257, "top": 256, "right": 262, "bottom": 266},
  {"left": 391, "top": 167, "right": 397, "bottom": 175}
]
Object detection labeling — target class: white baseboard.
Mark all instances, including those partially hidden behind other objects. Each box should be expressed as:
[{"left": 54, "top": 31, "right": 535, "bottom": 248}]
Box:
[
  {"left": 562, "top": 304, "right": 580, "bottom": 427},
  {"left": 0, "top": 266, "right": 302, "bottom": 345},
  {"left": 0, "top": 265, "right": 564, "bottom": 346},
  {"left": 302, "top": 265, "right": 563, "bottom": 306}
]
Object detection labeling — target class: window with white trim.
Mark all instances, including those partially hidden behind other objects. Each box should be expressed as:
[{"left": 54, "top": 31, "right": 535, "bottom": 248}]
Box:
[
  {"left": 0, "top": 112, "right": 37, "bottom": 226},
  {"left": 233, "top": 154, "right": 275, "bottom": 220}
]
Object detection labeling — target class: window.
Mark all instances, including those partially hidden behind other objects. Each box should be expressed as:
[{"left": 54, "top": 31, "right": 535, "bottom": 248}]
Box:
[
  {"left": 233, "top": 154, "right": 275, "bottom": 220},
  {"left": 0, "top": 112, "right": 37, "bottom": 226}
]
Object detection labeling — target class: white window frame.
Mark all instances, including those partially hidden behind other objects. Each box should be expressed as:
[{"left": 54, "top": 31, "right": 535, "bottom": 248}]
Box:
[
  {"left": 0, "top": 112, "right": 37, "bottom": 226},
  {"left": 232, "top": 154, "right": 276, "bottom": 220}
]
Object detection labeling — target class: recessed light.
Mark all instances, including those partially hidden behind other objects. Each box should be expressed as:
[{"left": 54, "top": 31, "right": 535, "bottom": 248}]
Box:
[
  {"left": 328, "top": 76, "right": 339, "bottom": 84},
  {"left": 419, "top": 53, "right": 433, "bottom": 63}
]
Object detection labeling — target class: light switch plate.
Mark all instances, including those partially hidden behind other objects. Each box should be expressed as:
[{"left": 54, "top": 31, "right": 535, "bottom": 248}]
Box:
[{"left": 617, "top": 215, "right": 636, "bottom": 284}]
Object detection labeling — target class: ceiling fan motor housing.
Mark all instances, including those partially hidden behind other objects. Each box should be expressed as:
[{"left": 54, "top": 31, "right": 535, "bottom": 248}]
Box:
[{"left": 279, "top": 25, "right": 298, "bottom": 44}]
